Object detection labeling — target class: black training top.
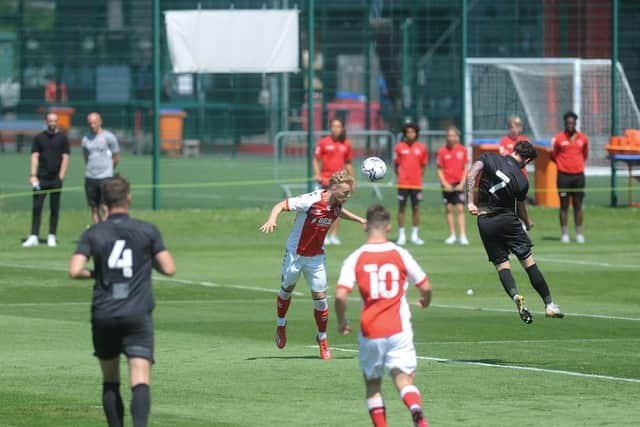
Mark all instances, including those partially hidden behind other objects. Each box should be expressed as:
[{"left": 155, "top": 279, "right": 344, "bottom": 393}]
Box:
[
  {"left": 477, "top": 153, "right": 529, "bottom": 214},
  {"left": 31, "top": 130, "right": 70, "bottom": 180},
  {"left": 75, "top": 213, "right": 166, "bottom": 320}
]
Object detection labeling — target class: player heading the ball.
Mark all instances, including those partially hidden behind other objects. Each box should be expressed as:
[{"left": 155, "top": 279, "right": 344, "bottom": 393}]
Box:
[
  {"left": 259, "top": 170, "right": 366, "bottom": 360},
  {"left": 466, "top": 141, "right": 564, "bottom": 324},
  {"left": 335, "top": 204, "right": 432, "bottom": 427}
]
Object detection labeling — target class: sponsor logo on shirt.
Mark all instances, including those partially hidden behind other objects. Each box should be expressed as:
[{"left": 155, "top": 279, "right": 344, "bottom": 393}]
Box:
[{"left": 312, "top": 217, "right": 333, "bottom": 227}]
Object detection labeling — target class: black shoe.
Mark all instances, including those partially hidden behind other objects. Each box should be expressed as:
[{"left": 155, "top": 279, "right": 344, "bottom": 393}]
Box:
[{"left": 514, "top": 295, "right": 533, "bottom": 324}]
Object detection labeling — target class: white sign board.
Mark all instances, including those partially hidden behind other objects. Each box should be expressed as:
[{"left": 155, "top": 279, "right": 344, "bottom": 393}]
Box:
[{"left": 165, "top": 10, "right": 299, "bottom": 74}]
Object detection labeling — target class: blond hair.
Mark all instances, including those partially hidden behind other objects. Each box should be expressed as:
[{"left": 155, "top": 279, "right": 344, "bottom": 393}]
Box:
[
  {"left": 507, "top": 115, "right": 522, "bottom": 127},
  {"left": 446, "top": 125, "right": 460, "bottom": 136},
  {"left": 328, "top": 169, "right": 355, "bottom": 187}
]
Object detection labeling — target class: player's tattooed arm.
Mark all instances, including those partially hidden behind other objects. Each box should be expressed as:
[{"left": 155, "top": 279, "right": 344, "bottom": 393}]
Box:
[
  {"left": 340, "top": 208, "right": 366, "bottom": 226},
  {"left": 259, "top": 200, "right": 287, "bottom": 233},
  {"left": 466, "top": 160, "right": 484, "bottom": 215}
]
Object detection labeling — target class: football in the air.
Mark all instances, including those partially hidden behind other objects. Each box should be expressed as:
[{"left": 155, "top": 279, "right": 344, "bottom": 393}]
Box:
[{"left": 360, "top": 157, "right": 387, "bottom": 181}]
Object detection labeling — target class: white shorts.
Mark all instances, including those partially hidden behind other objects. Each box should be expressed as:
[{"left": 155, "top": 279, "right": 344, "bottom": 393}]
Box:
[
  {"left": 359, "top": 331, "right": 417, "bottom": 380},
  {"left": 281, "top": 250, "right": 327, "bottom": 293}
]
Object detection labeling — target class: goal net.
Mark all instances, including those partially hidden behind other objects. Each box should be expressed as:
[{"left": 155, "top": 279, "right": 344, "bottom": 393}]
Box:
[{"left": 465, "top": 58, "right": 640, "bottom": 161}]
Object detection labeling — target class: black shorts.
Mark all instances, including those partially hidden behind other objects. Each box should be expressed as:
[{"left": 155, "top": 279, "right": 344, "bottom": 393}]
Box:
[
  {"left": 442, "top": 184, "right": 464, "bottom": 205},
  {"left": 397, "top": 189, "right": 423, "bottom": 207},
  {"left": 91, "top": 314, "right": 154, "bottom": 362},
  {"left": 557, "top": 172, "right": 585, "bottom": 199},
  {"left": 85, "top": 178, "right": 106, "bottom": 208},
  {"left": 477, "top": 213, "right": 533, "bottom": 265}
]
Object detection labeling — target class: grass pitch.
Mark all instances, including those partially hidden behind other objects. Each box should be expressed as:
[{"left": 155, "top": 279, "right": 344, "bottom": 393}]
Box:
[
  {"left": 1, "top": 152, "right": 639, "bottom": 426},
  {"left": 1, "top": 204, "right": 639, "bottom": 426}
]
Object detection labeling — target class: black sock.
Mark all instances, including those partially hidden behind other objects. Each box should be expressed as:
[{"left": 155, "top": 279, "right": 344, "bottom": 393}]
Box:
[
  {"left": 131, "top": 383, "right": 150, "bottom": 427},
  {"left": 525, "top": 264, "right": 553, "bottom": 305},
  {"left": 102, "top": 382, "right": 124, "bottom": 427},
  {"left": 498, "top": 269, "right": 519, "bottom": 299}
]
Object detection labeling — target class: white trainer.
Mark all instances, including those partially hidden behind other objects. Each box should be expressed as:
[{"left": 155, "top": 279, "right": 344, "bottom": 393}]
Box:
[
  {"left": 22, "top": 235, "right": 39, "bottom": 247},
  {"left": 330, "top": 235, "right": 342, "bottom": 245},
  {"left": 545, "top": 302, "right": 565, "bottom": 318},
  {"left": 410, "top": 236, "right": 425, "bottom": 246},
  {"left": 444, "top": 235, "right": 457, "bottom": 245},
  {"left": 47, "top": 234, "right": 57, "bottom": 247},
  {"left": 458, "top": 235, "right": 470, "bottom": 245},
  {"left": 576, "top": 234, "right": 585, "bottom": 244},
  {"left": 561, "top": 234, "right": 570, "bottom": 244},
  {"left": 396, "top": 235, "right": 406, "bottom": 245}
]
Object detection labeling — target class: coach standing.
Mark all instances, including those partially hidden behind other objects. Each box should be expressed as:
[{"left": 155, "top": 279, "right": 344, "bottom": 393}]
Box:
[
  {"left": 551, "top": 111, "right": 589, "bottom": 244},
  {"left": 23, "top": 112, "right": 70, "bottom": 248},
  {"left": 83, "top": 112, "right": 120, "bottom": 224}
]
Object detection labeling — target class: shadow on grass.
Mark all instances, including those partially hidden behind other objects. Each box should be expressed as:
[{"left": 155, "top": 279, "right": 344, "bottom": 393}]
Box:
[
  {"left": 540, "top": 236, "right": 561, "bottom": 241},
  {"left": 246, "top": 355, "right": 354, "bottom": 361},
  {"left": 439, "top": 358, "right": 507, "bottom": 365}
]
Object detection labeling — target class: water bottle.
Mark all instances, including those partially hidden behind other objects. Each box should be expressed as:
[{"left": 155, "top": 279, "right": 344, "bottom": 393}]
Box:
[{"left": 33, "top": 183, "right": 41, "bottom": 191}]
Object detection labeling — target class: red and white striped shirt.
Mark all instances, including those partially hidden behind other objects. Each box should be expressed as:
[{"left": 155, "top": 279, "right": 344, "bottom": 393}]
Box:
[
  {"left": 284, "top": 191, "right": 342, "bottom": 257},
  {"left": 337, "top": 242, "right": 427, "bottom": 339}
]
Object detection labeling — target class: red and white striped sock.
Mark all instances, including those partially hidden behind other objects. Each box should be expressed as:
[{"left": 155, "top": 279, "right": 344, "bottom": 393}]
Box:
[{"left": 367, "top": 396, "right": 386, "bottom": 427}]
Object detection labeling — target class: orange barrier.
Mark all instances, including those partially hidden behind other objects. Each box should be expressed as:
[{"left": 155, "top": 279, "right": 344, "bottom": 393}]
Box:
[
  {"left": 533, "top": 143, "right": 560, "bottom": 208},
  {"left": 159, "top": 109, "right": 187, "bottom": 156}
]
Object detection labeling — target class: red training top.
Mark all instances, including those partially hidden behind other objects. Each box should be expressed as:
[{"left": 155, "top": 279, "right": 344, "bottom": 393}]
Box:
[
  {"left": 551, "top": 130, "right": 589, "bottom": 174},
  {"left": 314, "top": 136, "right": 353, "bottom": 187},
  {"left": 395, "top": 141, "right": 428, "bottom": 189},
  {"left": 499, "top": 134, "right": 530, "bottom": 178},
  {"left": 437, "top": 143, "right": 468, "bottom": 185},
  {"left": 499, "top": 134, "right": 529, "bottom": 156}
]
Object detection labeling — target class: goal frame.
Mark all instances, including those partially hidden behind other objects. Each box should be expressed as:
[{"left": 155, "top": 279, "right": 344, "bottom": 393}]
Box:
[{"left": 464, "top": 57, "right": 640, "bottom": 143}]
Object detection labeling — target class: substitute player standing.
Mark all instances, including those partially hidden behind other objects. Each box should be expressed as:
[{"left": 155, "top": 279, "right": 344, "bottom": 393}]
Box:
[
  {"left": 69, "top": 176, "right": 176, "bottom": 427},
  {"left": 394, "top": 122, "right": 428, "bottom": 245},
  {"left": 335, "top": 204, "right": 432, "bottom": 427},
  {"left": 499, "top": 115, "right": 529, "bottom": 179},
  {"left": 312, "top": 118, "right": 354, "bottom": 245},
  {"left": 260, "top": 170, "right": 366, "bottom": 360},
  {"left": 499, "top": 115, "right": 529, "bottom": 156},
  {"left": 82, "top": 112, "right": 120, "bottom": 224},
  {"left": 551, "top": 111, "right": 589, "bottom": 243},
  {"left": 466, "top": 141, "right": 564, "bottom": 323},
  {"left": 436, "top": 126, "right": 469, "bottom": 245}
]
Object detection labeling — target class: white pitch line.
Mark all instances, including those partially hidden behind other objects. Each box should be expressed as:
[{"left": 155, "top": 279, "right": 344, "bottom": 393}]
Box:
[
  {"left": 430, "top": 303, "right": 640, "bottom": 322},
  {"left": 1, "top": 262, "right": 637, "bottom": 321},
  {"left": 0, "top": 299, "right": 273, "bottom": 308},
  {"left": 334, "top": 338, "right": 640, "bottom": 346},
  {"left": 0, "top": 262, "right": 303, "bottom": 297},
  {"left": 328, "top": 347, "right": 640, "bottom": 384},
  {"left": 536, "top": 257, "right": 640, "bottom": 269}
]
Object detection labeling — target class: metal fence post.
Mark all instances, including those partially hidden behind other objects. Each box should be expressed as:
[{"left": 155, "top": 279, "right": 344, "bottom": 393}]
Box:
[
  {"left": 460, "top": 0, "right": 468, "bottom": 145},
  {"left": 307, "top": 0, "right": 315, "bottom": 192},
  {"left": 152, "top": 0, "right": 161, "bottom": 210},
  {"left": 610, "top": 0, "right": 619, "bottom": 207}
]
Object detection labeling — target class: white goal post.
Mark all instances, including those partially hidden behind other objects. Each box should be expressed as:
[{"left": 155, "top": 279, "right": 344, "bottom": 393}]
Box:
[{"left": 464, "top": 58, "right": 640, "bottom": 160}]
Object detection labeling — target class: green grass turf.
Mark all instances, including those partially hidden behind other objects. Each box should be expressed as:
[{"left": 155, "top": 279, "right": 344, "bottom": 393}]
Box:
[
  {"left": 1, "top": 151, "right": 637, "bottom": 212},
  {"left": 0, "top": 202, "right": 639, "bottom": 426}
]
